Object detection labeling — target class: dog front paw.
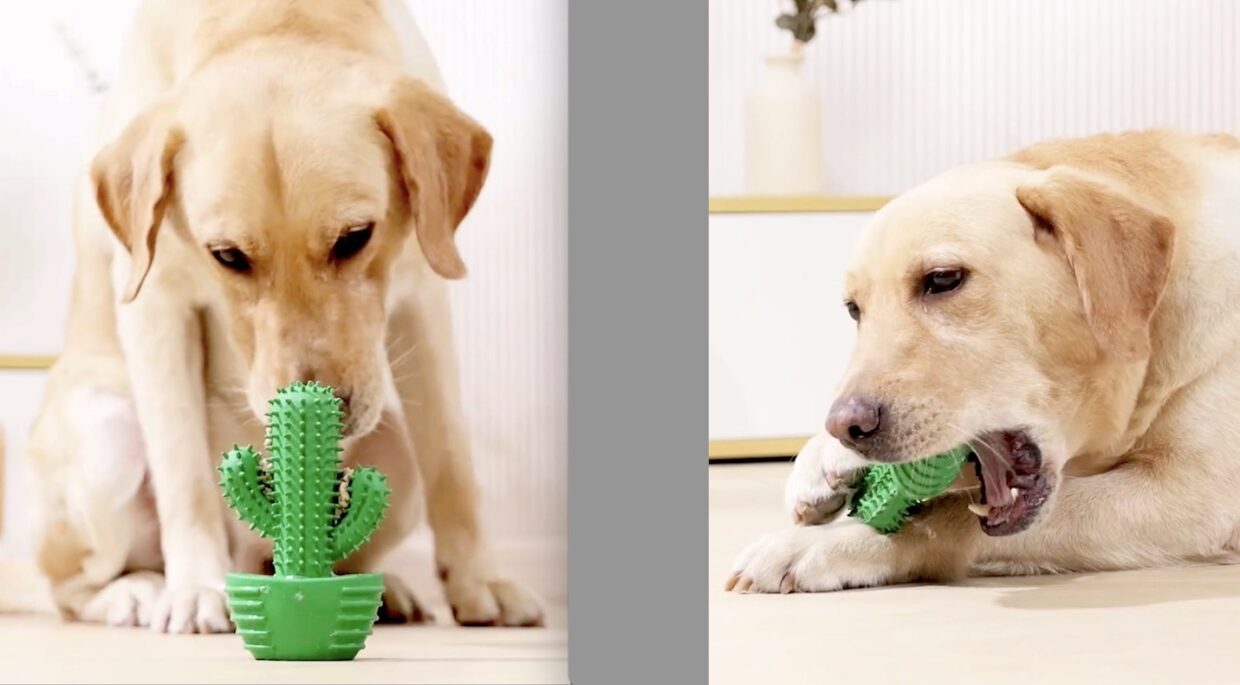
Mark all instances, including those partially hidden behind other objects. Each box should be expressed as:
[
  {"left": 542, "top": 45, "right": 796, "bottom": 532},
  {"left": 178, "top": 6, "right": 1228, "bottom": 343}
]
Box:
[
  {"left": 725, "top": 521, "right": 900, "bottom": 594},
  {"left": 150, "top": 582, "right": 232, "bottom": 634},
  {"left": 441, "top": 566, "right": 544, "bottom": 627},
  {"left": 81, "top": 571, "right": 165, "bottom": 628},
  {"left": 785, "top": 433, "right": 866, "bottom": 526},
  {"left": 376, "top": 573, "right": 434, "bottom": 624}
]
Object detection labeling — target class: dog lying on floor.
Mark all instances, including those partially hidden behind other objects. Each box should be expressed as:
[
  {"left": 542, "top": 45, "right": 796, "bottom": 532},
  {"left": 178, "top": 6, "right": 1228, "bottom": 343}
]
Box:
[
  {"left": 23, "top": 0, "right": 542, "bottom": 632},
  {"left": 728, "top": 129, "right": 1240, "bottom": 593}
]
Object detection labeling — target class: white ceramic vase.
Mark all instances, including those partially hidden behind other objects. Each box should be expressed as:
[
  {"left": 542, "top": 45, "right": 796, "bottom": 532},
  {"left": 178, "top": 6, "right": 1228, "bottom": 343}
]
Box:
[{"left": 744, "top": 53, "right": 823, "bottom": 195}]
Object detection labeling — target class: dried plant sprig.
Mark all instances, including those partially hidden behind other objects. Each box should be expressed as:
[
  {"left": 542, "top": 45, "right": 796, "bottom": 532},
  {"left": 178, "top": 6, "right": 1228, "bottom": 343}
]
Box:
[{"left": 776, "top": 0, "right": 877, "bottom": 45}]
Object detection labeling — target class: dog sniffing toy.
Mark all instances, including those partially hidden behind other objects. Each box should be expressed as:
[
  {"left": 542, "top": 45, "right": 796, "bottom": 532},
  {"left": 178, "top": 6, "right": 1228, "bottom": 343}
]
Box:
[
  {"left": 847, "top": 444, "right": 970, "bottom": 534},
  {"left": 220, "top": 381, "right": 390, "bottom": 661}
]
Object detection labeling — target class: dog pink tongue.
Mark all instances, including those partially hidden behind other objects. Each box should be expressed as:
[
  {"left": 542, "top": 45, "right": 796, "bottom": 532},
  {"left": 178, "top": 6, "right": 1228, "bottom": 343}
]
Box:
[{"left": 974, "top": 442, "right": 1015, "bottom": 507}]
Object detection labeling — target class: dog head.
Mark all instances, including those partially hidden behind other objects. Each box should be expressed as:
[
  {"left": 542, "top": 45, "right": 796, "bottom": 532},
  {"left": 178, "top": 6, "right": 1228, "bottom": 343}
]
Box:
[
  {"left": 90, "top": 55, "right": 490, "bottom": 439},
  {"left": 828, "top": 160, "right": 1175, "bottom": 534}
]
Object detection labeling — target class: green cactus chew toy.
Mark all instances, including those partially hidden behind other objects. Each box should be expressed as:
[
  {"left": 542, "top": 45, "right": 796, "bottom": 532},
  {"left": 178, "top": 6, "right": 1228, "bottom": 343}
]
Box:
[
  {"left": 847, "top": 444, "right": 970, "bottom": 534},
  {"left": 220, "top": 381, "right": 391, "bottom": 661}
]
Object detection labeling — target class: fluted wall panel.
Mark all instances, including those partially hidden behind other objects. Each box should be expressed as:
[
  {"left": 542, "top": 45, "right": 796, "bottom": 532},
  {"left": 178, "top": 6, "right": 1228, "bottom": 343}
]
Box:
[{"left": 710, "top": 0, "right": 1240, "bottom": 195}]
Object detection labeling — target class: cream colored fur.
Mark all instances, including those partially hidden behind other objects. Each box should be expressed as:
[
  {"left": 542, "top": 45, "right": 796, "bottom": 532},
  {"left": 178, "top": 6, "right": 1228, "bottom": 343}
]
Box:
[
  {"left": 20, "top": 0, "right": 543, "bottom": 633},
  {"left": 729, "top": 130, "right": 1240, "bottom": 593}
]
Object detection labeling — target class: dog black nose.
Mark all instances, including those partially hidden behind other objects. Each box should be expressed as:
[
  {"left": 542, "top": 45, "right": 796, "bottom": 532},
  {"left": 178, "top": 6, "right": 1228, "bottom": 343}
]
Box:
[{"left": 825, "top": 395, "right": 883, "bottom": 444}]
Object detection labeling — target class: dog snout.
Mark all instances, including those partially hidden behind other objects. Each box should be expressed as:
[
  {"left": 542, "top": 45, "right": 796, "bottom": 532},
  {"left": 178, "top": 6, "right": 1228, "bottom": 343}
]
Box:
[
  {"left": 825, "top": 395, "right": 884, "bottom": 445},
  {"left": 335, "top": 390, "right": 357, "bottom": 432},
  {"left": 334, "top": 389, "right": 352, "bottom": 413}
]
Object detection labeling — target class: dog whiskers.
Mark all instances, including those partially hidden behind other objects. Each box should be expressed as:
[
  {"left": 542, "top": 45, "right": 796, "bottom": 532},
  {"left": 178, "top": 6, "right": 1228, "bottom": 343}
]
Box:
[
  {"left": 400, "top": 396, "right": 424, "bottom": 410},
  {"left": 387, "top": 341, "right": 422, "bottom": 370},
  {"left": 390, "top": 372, "right": 425, "bottom": 386}
]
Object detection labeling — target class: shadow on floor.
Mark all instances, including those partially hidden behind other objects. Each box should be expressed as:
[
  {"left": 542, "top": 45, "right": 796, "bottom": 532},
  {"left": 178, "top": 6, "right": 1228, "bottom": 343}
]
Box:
[{"left": 966, "top": 564, "right": 1240, "bottom": 610}]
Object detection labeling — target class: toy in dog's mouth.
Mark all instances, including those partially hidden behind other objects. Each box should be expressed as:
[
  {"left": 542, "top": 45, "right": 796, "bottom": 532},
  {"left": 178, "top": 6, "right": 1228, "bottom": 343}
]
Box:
[{"left": 965, "top": 430, "right": 1052, "bottom": 536}]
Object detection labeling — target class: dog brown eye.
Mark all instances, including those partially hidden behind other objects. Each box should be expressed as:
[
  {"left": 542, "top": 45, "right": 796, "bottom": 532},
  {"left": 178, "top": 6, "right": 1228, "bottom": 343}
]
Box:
[
  {"left": 845, "top": 300, "right": 861, "bottom": 322},
  {"left": 923, "top": 268, "right": 965, "bottom": 296},
  {"left": 210, "top": 246, "right": 251, "bottom": 274},
  {"left": 332, "top": 223, "right": 374, "bottom": 262}
]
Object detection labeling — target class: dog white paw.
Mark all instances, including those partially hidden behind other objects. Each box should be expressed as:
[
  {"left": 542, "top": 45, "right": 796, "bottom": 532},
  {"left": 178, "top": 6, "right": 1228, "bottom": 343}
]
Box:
[
  {"left": 376, "top": 573, "right": 434, "bottom": 624},
  {"left": 726, "top": 521, "right": 898, "bottom": 594},
  {"left": 150, "top": 583, "right": 232, "bottom": 634},
  {"left": 785, "top": 433, "right": 866, "bottom": 526},
  {"left": 442, "top": 568, "right": 544, "bottom": 627},
  {"left": 81, "top": 571, "right": 165, "bottom": 628}
]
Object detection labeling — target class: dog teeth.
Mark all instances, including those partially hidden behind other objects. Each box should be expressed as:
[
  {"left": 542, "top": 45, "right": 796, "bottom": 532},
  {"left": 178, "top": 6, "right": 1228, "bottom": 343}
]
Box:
[
  {"left": 1010, "top": 487, "right": 1020, "bottom": 499},
  {"left": 967, "top": 503, "right": 992, "bottom": 517}
]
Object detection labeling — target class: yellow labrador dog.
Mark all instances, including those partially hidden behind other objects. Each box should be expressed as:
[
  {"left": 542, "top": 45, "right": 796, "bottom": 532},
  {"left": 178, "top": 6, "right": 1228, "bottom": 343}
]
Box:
[
  {"left": 23, "top": 0, "right": 542, "bottom": 632},
  {"left": 728, "top": 129, "right": 1240, "bottom": 593}
]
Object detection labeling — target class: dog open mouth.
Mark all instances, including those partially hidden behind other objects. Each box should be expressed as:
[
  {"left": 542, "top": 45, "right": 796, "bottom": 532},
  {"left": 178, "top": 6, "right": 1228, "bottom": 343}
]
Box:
[{"left": 964, "top": 430, "right": 1053, "bottom": 536}]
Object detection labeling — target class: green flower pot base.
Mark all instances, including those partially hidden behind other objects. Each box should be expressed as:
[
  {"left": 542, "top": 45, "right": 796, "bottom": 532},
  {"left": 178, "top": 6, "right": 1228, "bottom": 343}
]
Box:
[{"left": 226, "top": 572, "right": 384, "bottom": 661}]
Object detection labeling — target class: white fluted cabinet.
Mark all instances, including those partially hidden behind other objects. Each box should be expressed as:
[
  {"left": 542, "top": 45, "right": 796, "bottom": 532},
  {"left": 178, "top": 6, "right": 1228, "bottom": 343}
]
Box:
[{"left": 708, "top": 200, "right": 877, "bottom": 458}]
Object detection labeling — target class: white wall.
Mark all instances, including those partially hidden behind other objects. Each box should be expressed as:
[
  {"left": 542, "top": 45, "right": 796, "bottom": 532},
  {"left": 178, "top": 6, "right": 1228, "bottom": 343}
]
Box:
[
  {"left": 709, "top": 212, "right": 865, "bottom": 441},
  {"left": 710, "top": 0, "right": 1240, "bottom": 196},
  {"left": 0, "top": 2, "right": 566, "bottom": 554}
]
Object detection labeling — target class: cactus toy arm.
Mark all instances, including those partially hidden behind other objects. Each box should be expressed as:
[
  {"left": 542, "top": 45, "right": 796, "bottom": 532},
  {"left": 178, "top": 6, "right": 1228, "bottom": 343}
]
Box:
[
  {"left": 329, "top": 467, "right": 390, "bottom": 560},
  {"left": 219, "top": 444, "right": 278, "bottom": 539},
  {"left": 848, "top": 444, "right": 970, "bottom": 534}
]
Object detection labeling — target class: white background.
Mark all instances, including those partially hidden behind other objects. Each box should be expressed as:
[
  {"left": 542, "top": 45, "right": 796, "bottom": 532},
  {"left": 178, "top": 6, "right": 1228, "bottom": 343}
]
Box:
[
  {"left": 709, "top": 212, "right": 865, "bottom": 440},
  {"left": 710, "top": 0, "right": 1240, "bottom": 196},
  {"left": 0, "top": 0, "right": 567, "bottom": 584}
]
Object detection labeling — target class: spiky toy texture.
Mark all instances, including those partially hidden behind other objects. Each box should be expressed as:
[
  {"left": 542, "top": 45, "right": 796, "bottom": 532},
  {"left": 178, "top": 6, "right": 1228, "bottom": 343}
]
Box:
[
  {"left": 848, "top": 444, "right": 970, "bottom": 534},
  {"left": 219, "top": 381, "right": 390, "bottom": 577}
]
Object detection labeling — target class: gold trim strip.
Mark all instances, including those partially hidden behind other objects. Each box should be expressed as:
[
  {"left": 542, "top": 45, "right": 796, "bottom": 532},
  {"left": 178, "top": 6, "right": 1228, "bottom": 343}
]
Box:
[
  {"left": 709, "top": 196, "right": 891, "bottom": 214},
  {"left": 0, "top": 426, "right": 5, "bottom": 531},
  {"left": 709, "top": 436, "right": 811, "bottom": 460},
  {"left": 0, "top": 355, "right": 56, "bottom": 370}
]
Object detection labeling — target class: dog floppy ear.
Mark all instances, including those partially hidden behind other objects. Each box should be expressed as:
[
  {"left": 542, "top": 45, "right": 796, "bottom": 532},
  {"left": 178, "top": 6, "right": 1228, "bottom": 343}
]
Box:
[
  {"left": 90, "top": 103, "right": 184, "bottom": 303},
  {"left": 375, "top": 77, "right": 492, "bottom": 279},
  {"left": 1016, "top": 167, "right": 1175, "bottom": 361}
]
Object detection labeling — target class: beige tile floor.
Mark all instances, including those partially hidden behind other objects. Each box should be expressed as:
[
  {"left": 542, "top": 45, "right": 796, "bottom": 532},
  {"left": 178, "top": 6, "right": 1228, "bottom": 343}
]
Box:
[
  {"left": 0, "top": 611, "right": 567, "bottom": 684},
  {"left": 0, "top": 541, "right": 567, "bottom": 684},
  {"left": 711, "top": 461, "right": 1240, "bottom": 685}
]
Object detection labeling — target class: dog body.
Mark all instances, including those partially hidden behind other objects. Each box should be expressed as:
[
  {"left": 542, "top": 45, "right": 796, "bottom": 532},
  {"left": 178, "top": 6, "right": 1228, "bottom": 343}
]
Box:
[
  {"left": 730, "top": 130, "right": 1240, "bottom": 592},
  {"left": 26, "top": 0, "right": 542, "bottom": 632}
]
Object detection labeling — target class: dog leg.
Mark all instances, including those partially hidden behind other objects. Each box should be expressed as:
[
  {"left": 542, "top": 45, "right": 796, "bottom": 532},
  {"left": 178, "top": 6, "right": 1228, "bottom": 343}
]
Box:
[
  {"left": 79, "top": 571, "right": 165, "bottom": 628},
  {"left": 732, "top": 433, "right": 961, "bottom": 591},
  {"left": 115, "top": 300, "right": 231, "bottom": 634},
  {"left": 36, "top": 507, "right": 163, "bottom": 627},
  {"left": 733, "top": 450, "right": 1240, "bottom": 593},
  {"left": 727, "top": 519, "right": 914, "bottom": 593},
  {"left": 974, "top": 459, "right": 1238, "bottom": 572},
  {"left": 372, "top": 573, "right": 434, "bottom": 625},
  {"left": 731, "top": 502, "right": 987, "bottom": 593},
  {"left": 333, "top": 410, "right": 433, "bottom": 624},
  {"left": 33, "top": 386, "right": 165, "bottom": 623},
  {"left": 728, "top": 489, "right": 982, "bottom": 593},
  {"left": 387, "top": 286, "right": 544, "bottom": 627},
  {"left": 208, "top": 395, "right": 273, "bottom": 576}
]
